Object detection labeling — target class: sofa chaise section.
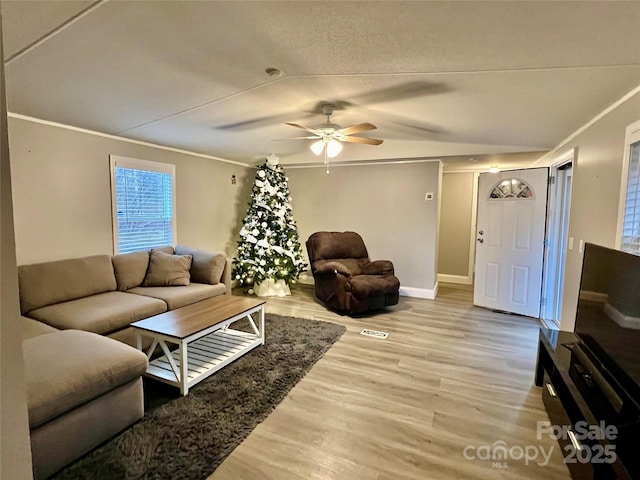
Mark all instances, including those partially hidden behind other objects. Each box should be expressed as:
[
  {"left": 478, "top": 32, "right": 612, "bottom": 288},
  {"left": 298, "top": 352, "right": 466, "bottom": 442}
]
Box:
[
  {"left": 21, "top": 316, "right": 58, "bottom": 340},
  {"left": 23, "top": 328, "right": 148, "bottom": 479}
]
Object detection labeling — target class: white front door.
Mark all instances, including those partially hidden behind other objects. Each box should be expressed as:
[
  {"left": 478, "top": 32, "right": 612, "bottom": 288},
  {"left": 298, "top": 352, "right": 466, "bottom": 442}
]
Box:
[{"left": 473, "top": 168, "right": 549, "bottom": 317}]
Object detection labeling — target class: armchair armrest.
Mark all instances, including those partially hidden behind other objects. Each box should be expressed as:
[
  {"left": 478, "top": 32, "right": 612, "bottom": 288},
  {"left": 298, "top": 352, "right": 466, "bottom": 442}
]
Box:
[
  {"left": 314, "top": 261, "right": 352, "bottom": 277},
  {"left": 362, "top": 260, "right": 395, "bottom": 276}
]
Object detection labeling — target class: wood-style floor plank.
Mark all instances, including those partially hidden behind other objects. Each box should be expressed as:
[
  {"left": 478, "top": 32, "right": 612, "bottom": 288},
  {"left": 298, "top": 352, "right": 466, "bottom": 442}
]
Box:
[{"left": 207, "top": 284, "right": 570, "bottom": 480}]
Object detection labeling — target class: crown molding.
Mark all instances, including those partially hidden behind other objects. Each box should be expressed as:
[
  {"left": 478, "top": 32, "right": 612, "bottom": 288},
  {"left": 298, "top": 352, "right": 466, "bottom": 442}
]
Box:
[{"left": 7, "top": 113, "right": 250, "bottom": 167}]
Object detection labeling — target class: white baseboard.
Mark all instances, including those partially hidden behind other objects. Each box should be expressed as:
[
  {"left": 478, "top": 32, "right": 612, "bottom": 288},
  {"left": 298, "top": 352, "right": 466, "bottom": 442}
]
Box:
[
  {"left": 399, "top": 283, "right": 438, "bottom": 300},
  {"left": 579, "top": 290, "right": 608, "bottom": 303},
  {"left": 437, "top": 273, "right": 472, "bottom": 285}
]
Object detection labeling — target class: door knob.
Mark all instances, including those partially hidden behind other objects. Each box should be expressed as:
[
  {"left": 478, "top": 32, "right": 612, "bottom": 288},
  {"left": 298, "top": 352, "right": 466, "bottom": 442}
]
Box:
[
  {"left": 477, "top": 238, "right": 484, "bottom": 243},
  {"left": 478, "top": 230, "right": 484, "bottom": 235}
]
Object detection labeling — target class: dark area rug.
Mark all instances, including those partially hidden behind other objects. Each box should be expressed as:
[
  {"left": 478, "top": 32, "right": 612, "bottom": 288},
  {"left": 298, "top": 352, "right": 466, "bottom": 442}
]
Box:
[{"left": 52, "top": 314, "right": 346, "bottom": 480}]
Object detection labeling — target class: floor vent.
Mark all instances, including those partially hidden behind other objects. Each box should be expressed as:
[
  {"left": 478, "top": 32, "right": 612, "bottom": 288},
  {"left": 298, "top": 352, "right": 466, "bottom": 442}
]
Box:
[{"left": 360, "top": 329, "right": 388, "bottom": 339}]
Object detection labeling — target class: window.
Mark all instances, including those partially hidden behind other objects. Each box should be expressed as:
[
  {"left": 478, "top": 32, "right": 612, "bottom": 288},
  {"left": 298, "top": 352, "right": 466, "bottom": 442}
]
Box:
[
  {"left": 110, "top": 155, "right": 176, "bottom": 254},
  {"left": 489, "top": 178, "right": 534, "bottom": 199},
  {"left": 618, "top": 120, "right": 640, "bottom": 254}
]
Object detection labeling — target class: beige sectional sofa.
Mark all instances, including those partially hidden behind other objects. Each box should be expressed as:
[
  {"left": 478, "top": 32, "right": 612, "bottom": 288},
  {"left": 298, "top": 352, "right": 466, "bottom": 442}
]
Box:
[{"left": 19, "top": 246, "right": 231, "bottom": 479}]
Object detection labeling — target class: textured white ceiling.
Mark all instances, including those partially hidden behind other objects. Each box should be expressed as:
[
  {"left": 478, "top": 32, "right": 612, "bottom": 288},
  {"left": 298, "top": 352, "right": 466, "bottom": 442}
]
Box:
[{"left": 2, "top": 0, "right": 639, "bottom": 168}]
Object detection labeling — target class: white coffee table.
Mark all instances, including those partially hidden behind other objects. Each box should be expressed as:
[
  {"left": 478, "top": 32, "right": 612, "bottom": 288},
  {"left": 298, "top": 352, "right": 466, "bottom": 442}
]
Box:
[{"left": 131, "top": 295, "right": 265, "bottom": 395}]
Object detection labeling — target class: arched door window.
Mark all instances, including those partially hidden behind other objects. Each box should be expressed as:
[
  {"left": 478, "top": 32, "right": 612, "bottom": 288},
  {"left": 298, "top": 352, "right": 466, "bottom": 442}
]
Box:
[{"left": 489, "top": 178, "right": 534, "bottom": 199}]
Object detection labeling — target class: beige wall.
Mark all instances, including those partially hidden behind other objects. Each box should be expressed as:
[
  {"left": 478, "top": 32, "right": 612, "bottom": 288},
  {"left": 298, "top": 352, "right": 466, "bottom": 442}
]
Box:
[
  {"left": 287, "top": 161, "right": 441, "bottom": 293},
  {"left": 8, "top": 117, "right": 253, "bottom": 265},
  {"left": 0, "top": 20, "right": 33, "bottom": 479},
  {"left": 537, "top": 90, "right": 640, "bottom": 331},
  {"left": 438, "top": 171, "right": 474, "bottom": 279}
]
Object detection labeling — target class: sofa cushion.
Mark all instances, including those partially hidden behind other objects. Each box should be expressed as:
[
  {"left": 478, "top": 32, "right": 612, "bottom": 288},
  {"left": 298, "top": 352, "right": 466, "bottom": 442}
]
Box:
[
  {"left": 175, "top": 245, "right": 226, "bottom": 284},
  {"left": 23, "top": 330, "right": 148, "bottom": 429},
  {"left": 151, "top": 245, "right": 174, "bottom": 255},
  {"left": 112, "top": 251, "right": 150, "bottom": 291},
  {"left": 18, "top": 255, "right": 117, "bottom": 314},
  {"left": 143, "top": 251, "right": 192, "bottom": 287},
  {"left": 27, "top": 291, "right": 167, "bottom": 335},
  {"left": 21, "top": 317, "right": 59, "bottom": 341},
  {"left": 127, "top": 282, "right": 226, "bottom": 310}
]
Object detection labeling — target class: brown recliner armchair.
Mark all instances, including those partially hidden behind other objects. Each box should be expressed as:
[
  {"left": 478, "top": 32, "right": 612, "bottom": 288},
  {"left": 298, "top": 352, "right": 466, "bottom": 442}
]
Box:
[{"left": 306, "top": 231, "right": 400, "bottom": 314}]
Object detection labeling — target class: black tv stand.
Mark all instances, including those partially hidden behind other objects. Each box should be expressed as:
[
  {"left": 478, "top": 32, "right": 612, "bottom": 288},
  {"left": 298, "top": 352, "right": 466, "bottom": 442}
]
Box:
[{"left": 535, "top": 328, "right": 632, "bottom": 479}]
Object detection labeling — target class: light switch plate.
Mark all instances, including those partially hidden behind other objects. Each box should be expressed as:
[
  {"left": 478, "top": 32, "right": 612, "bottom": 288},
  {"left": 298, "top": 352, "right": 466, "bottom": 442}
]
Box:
[{"left": 425, "top": 192, "right": 434, "bottom": 200}]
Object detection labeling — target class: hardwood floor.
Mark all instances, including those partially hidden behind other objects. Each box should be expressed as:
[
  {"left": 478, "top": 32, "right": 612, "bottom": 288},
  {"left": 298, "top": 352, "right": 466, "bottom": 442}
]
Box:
[{"left": 207, "top": 284, "right": 571, "bottom": 480}]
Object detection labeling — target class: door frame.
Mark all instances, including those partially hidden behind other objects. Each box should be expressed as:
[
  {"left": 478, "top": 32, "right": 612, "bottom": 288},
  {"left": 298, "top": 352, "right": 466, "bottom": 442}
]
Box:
[
  {"left": 473, "top": 167, "right": 550, "bottom": 317},
  {"left": 540, "top": 148, "right": 576, "bottom": 328},
  {"left": 437, "top": 171, "right": 479, "bottom": 285},
  {"left": 468, "top": 171, "right": 480, "bottom": 284}
]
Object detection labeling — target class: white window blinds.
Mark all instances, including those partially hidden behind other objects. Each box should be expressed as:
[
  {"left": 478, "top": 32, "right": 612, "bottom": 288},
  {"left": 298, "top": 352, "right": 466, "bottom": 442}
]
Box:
[
  {"left": 110, "top": 156, "right": 176, "bottom": 254},
  {"left": 621, "top": 141, "right": 640, "bottom": 255}
]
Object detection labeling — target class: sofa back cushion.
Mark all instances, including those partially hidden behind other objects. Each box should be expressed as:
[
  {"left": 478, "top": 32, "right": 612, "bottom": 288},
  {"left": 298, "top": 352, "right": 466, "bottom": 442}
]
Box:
[
  {"left": 112, "top": 251, "right": 150, "bottom": 291},
  {"left": 151, "top": 245, "right": 174, "bottom": 255},
  {"left": 175, "top": 245, "right": 226, "bottom": 284},
  {"left": 142, "top": 250, "right": 192, "bottom": 287},
  {"left": 18, "top": 255, "right": 117, "bottom": 314}
]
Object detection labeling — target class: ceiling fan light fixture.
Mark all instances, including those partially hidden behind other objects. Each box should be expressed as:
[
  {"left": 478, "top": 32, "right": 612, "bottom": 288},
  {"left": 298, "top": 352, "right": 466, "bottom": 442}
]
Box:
[
  {"left": 326, "top": 139, "right": 342, "bottom": 158},
  {"left": 310, "top": 140, "right": 325, "bottom": 156}
]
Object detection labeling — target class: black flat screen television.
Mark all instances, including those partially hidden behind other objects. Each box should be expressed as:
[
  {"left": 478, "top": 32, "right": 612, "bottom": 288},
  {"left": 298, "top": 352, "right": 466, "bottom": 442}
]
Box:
[{"left": 574, "top": 242, "right": 640, "bottom": 413}]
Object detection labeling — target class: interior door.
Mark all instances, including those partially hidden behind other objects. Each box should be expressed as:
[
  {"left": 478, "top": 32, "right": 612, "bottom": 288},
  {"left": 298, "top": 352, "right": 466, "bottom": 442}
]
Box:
[{"left": 473, "top": 168, "right": 549, "bottom": 317}]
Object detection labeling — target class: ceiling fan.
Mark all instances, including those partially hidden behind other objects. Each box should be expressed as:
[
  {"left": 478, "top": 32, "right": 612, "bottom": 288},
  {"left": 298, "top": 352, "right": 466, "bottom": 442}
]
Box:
[{"left": 284, "top": 104, "right": 383, "bottom": 170}]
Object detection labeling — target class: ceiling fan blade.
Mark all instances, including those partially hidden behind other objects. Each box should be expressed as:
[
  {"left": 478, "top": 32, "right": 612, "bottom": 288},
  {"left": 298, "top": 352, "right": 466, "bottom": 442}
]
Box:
[
  {"left": 214, "top": 114, "right": 281, "bottom": 130},
  {"left": 285, "top": 122, "right": 320, "bottom": 135},
  {"left": 337, "top": 122, "right": 377, "bottom": 135},
  {"left": 351, "top": 81, "right": 452, "bottom": 104},
  {"left": 272, "top": 136, "right": 319, "bottom": 141},
  {"left": 342, "top": 136, "right": 384, "bottom": 146}
]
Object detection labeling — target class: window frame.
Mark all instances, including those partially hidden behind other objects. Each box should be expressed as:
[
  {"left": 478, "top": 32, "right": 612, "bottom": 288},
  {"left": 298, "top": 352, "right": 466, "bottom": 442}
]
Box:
[
  {"left": 109, "top": 155, "right": 177, "bottom": 254},
  {"left": 615, "top": 119, "right": 640, "bottom": 253}
]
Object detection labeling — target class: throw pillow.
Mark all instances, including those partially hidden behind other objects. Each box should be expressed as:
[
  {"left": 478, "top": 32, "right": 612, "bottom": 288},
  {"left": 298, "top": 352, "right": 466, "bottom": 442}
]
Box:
[
  {"left": 112, "top": 251, "right": 150, "bottom": 290},
  {"left": 174, "top": 245, "right": 226, "bottom": 284},
  {"left": 143, "top": 251, "right": 192, "bottom": 287},
  {"left": 150, "top": 245, "right": 174, "bottom": 255}
]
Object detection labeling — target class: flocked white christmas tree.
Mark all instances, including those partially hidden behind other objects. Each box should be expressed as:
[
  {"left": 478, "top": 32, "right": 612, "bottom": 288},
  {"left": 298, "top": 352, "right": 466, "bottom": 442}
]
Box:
[{"left": 232, "top": 154, "right": 307, "bottom": 297}]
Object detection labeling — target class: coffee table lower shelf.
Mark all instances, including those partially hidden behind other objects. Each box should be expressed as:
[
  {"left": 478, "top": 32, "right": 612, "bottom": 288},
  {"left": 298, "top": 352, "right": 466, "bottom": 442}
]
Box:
[{"left": 145, "top": 328, "right": 262, "bottom": 392}]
